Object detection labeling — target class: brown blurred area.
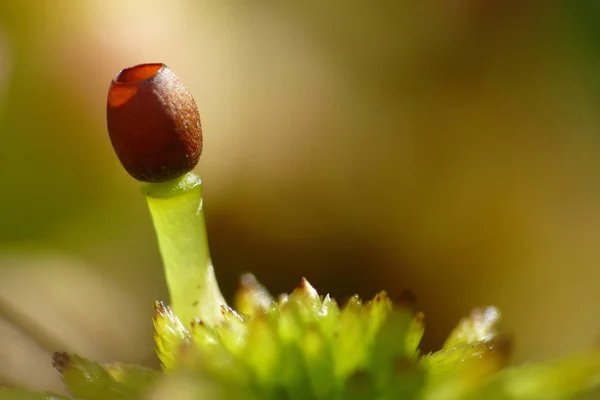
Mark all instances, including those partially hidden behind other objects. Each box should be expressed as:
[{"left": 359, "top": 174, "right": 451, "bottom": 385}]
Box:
[{"left": 1, "top": 0, "right": 600, "bottom": 391}]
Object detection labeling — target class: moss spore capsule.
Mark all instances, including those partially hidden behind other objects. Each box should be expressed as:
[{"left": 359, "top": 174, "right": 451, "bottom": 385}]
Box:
[{"left": 107, "top": 63, "right": 202, "bottom": 182}]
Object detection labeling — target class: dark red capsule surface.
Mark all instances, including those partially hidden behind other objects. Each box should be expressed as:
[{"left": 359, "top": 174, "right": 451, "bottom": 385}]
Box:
[{"left": 106, "top": 63, "right": 202, "bottom": 182}]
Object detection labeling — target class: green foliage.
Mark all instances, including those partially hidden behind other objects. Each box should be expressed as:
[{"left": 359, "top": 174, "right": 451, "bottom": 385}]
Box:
[{"left": 3, "top": 275, "right": 599, "bottom": 400}]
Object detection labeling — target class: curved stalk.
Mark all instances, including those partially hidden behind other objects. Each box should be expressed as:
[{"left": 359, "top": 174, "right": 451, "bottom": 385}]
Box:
[{"left": 142, "top": 172, "right": 226, "bottom": 327}]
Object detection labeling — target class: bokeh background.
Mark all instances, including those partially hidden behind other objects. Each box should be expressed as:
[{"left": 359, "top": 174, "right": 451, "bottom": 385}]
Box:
[{"left": 1, "top": 0, "right": 600, "bottom": 392}]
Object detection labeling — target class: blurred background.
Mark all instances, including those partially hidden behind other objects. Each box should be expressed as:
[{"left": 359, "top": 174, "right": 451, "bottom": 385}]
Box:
[{"left": 1, "top": 0, "right": 600, "bottom": 392}]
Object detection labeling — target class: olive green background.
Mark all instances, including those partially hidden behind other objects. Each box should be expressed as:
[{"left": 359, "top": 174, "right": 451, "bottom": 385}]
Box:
[{"left": 0, "top": 0, "right": 599, "bottom": 392}]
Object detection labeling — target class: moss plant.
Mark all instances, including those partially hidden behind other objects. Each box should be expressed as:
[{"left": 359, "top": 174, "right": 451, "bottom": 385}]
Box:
[{"left": 1, "top": 63, "right": 600, "bottom": 399}]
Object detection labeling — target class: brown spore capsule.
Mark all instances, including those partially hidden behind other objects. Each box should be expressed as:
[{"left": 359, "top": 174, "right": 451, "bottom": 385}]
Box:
[{"left": 107, "top": 63, "right": 202, "bottom": 182}]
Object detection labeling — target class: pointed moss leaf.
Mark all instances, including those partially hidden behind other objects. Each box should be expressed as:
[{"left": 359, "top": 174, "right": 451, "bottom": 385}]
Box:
[
  {"left": 444, "top": 307, "right": 502, "bottom": 349},
  {"left": 190, "top": 319, "right": 220, "bottom": 350},
  {"left": 317, "top": 294, "right": 341, "bottom": 337},
  {"left": 300, "top": 294, "right": 341, "bottom": 398},
  {"left": 274, "top": 334, "right": 311, "bottom": 399},
  {"left": 52, "top": 353, "right": 135, "bottom": 400},
  {"left": 0, "top": 390, "right": 70, "bottom": 400},
  {"left": 368, "top": 311, "right": 425, "bottom": 398},
  {"left": 274, "top": 284, "right": 322, "bottom": 399},
  {"left": 332, "top": 292, "right": 399, "bottom": 384},
  {"left": 277, "top": 300, "right": 304, "bottom": 344},
  {"left": 366, "top": 292, "right": 393, "bottom": 338},
  {"left": 189, "top": 322, "right": 248, "bottom": 388},
  {"left": 426, "top": 340, "right": 500, "bottom": 376},
  {"left": 188, "top": 319, "right": 225, "bottom": 374},
  {"left": 234, "top": 274, "right": 274, "bottom": 318},
  {"left": 105, "top": 364, "right": 161, "bottom": 394},
  {"left": 242, "top": 315, "right": 279, "bottom": 387},
  {"left": 287, "top": 279, "right": 322, "bottom": 324},
  {"left": 423, "top": 306, "right": 510, "bottom": 381},
  {"left": 333, "top": 296, "right": 369, "bottom": 379},
  {"left": 215, "top": 306, "right": 247, "bottom": 356},
  {"left": 153, "top": 301, "right": 191, "bottom": 371},
  {"left": 405, "top": 312, "right": 425, "bottom": 357},
  {"left": 421, "top": 354, "right": 504, "bottom": 400},
  {"left": 301, "top": 327, "right": 337, "bottom": 398}
]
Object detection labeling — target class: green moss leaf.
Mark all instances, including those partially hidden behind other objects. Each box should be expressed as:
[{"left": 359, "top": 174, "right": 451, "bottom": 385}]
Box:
[
  {"left": 152, "top": 301, "right": 190, "bottom": 371},
  {"left": 233, "top": 273, "right": 275, "bottom": 318},
  {"left": 422, "top": 307, "right": 510, "bottom": 378},
  {"left": 52, "top": 353, "right": 135, "bottom": 400}
]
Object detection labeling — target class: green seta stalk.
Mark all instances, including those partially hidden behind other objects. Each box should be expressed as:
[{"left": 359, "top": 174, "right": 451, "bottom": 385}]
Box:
[{"left": 142, "top": 173, "right": 226, "bottom": 327}]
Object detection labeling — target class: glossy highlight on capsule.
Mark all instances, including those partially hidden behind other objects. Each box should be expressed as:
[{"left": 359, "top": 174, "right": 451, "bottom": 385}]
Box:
[{"left": 106, "top": 63, "right": 202, "bottom": 182}]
